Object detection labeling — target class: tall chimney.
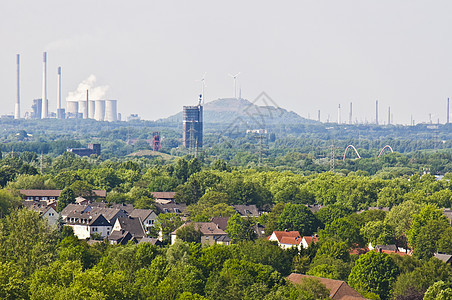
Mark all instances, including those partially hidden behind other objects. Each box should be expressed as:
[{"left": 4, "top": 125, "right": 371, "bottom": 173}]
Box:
[
  {"left": 41, "top": 52, "right": 48, "bottom": 119},
  {"left": 375, "top": 100, "right": 379, "bottom": 125},
  {"left": 349, "top": 102, "right": 352, "bottom": 124},
  {"left": 317, "top": 110, "right": 320, "bottom": 122},
  {"left": 15, "top": 54, "right": 20, "bottom": 119},
  {"left": 338, "top": 104, "right": 341, "bottom": 124},
  {"left": 447, "top": 98, "right": 450, "bottom": 124},
  {"left": 85, "top": 90, "right": 89, "bottom": 119},
  {"left": 388, "top": 106, "right": 391, "bottom": 125},
  {"left": 57, "top": 67, "right": 61, "bottom": 110}
]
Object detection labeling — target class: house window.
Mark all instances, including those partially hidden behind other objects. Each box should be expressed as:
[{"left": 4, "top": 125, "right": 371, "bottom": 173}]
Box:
[
  {"left": 42, "top": 197, "right": 48, "bottom": 200},
  {"left": 35, "top": 197, "right": 39, "bottom": 200},
  {"left": 50, "top": 197, "right": 55, "bottom": 200},
  {"left": 164, "top": 208, "right": 169, "bottom": 213},
  {"left": 174, "top": 208, "right": 181, "bottom": 213}
]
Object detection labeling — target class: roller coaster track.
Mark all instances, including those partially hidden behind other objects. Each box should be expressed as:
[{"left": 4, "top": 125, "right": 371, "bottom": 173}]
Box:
[
  {"left": 343, "top": 145, "right": 361, "bottom": 161},
  {"left": 378, "top": 145, "right": 394, "bottom": 158}
]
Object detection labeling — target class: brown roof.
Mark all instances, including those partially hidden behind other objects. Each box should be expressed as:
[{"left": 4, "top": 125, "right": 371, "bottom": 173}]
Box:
[
  {"left": 211, "top": 216, "right": 229, "bottom": 231},
  {"left": 287, "top": 274, "right": 367, "bottom": 300},
  {"left": 20, "top": 189, "right": 106, "bottom": 197},
  {"left": 303, "top": 236, "right": 319, "bottom": 246},
  {"left": 114, "top": 217, "right": 145, "bottom": 239},
  {"left": 232, "top": 205, "right": 259, "bottom": 217},
  {"left": 152, "top": 192, "right": 175, "bottom": 200}
]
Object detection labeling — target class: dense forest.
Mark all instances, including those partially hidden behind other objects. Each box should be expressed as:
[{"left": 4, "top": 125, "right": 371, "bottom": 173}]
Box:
[{"left": 0, "top": 118, "right": 451, "bottom": 299}]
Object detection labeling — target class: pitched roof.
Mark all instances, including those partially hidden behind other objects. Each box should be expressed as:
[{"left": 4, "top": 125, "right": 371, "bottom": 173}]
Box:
[
  {"left": 139, "top": 237, "right": 163, "bottom": 246},
  {"left": 434, "top": 253, "right": 452, "bottom": 264},
  {"left": 129, "top": 209, "right": 155, "bottom": 221},
  {"left": 114, "top": 217, "right": 146, "bottom": 238},
  {"left": 305, "top": 204, "right": 326, "bottom": 214},
  {"left": 65, "top": 213, "right": 111, "bottom": 226},
  {"left": 270, "top": 231, "right": 302, "bottom": 245},
  {"left": 211, "top": 216, "right": 229, "bottom": 231},
  {"left": 173, "top": 222, "right": 227, "bottom": 236},
  {"left": 232, "top": 204, "right": 259, "bottom": 217},
  {"left": 287, "top": 274, "right": 367, "bottom": 300},
  {"left": 20, "top": 189, "right": 106, "bottom": 197},
  {"left": 152, "top": 192, "right": 175, "bottom": 200},
  {"left": 89, "top": 202, "right": 135, "bottom": 214},
  {"left": 155, "top": 203, "right": 187, "bottom": 215},
  {"left": 108, "top": 230, "right": 135, "bottom": 245},
  {"left": 303, "top": 236, "right": 319, "bottom": 246}
]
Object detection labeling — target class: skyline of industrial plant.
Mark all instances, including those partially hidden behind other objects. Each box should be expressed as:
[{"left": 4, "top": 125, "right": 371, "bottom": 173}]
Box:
[{"left": 2, "top": 1, "right": 452, "bottom": 125}]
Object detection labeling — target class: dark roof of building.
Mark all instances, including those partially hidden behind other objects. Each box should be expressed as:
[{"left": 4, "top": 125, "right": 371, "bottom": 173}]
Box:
[
  {"left": 108, "top": 230, "right": 136, "bottom": 245},
  {"left": 155, "top": 203, "right": 187, "bottom": 215},
  {"left": 129, "top": 209, "right": 156, "bottom": 221},
  {"left": 211, "top": 216, "right": 229, "bottom": 231},
  {"left": 89, "top": 202, "right": 135, "bottom": 214},
  {"left": 152, "top": 192, "right": 175, "bottom": 200},
  {"left": 22, "top": 201, "right": 54, "bottom": 214},
  {"left": 114, "top": 217, "right": 145, "bottom": 239},
  {"left": 61, "top": 204, "right": 127, "bottom": 223},
  {"left": 20, "top": 189, "right": 106, "bottom": 197},
  {"left": 65, "top": 213, "right": 111, "bottom": 227},
  {"left": 232, "top": 205, "right": 259, "bottom": 217},
  {"left": 287, "top": 274, "right": 367, "bottom": 300},
  {"left": 214, "top": 235, "right": 232, "bottom": 242}
]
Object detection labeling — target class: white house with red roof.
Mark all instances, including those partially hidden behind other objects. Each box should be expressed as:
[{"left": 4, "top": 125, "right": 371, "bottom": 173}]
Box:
[
  {"left": 268, "top": 230, "right": 302, "bottom": 250},
  {"left": 301, "top": 235, "right": 319, "bottom": 249}
]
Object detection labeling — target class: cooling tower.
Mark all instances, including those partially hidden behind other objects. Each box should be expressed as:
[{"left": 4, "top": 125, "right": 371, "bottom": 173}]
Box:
[
  {"left": 94, "top": 100, "right": 105, "bottom": 121},
  {"left": 67, "top": 101, "right": 79, "bottom": 115},
  {"left": 105, "top": 100, "right": 117, "bottom": 122},
  {"left": 78, "top": 100, "right": 87, "bottom": 118},
  {"left": 89, "top": 100, "right": 95, "bottom": 119}
]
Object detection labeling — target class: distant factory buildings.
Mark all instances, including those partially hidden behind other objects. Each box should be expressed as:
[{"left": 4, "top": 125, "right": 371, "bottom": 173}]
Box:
[
  {"left": 67, "top": 143, "right": 101, "bottom": 157},
  {"left": 183, "top": 96, "right": 203, "bottom": 151}
]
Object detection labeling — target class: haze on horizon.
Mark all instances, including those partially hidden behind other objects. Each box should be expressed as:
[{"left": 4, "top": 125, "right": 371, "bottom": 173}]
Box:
[{"left": 1, "top": 0, "right": 452, "bottom": 125}]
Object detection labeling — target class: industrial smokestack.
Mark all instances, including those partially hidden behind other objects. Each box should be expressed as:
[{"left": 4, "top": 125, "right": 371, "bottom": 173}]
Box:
[
  {"left": 349, "top": 102, "right": 352, "bottom": 124},
  {"left": 375, "top": 100, "right": 379, "bottom": 125},
  {"left": 318, "top": 110, "right": 320, "bottom": 122},
  {"left": 57, "top": 67, "right": 61, "bottom": 110},
  {"left": 15, "top": 54, "right": 20, "bottom": 119},
  {"left": 41, "top": 52, "right": 48, "bottom": 119},
  {"left": 447, "top": 98, "right": 450, "bottom": 124},
  {"left": 337, "top": 104, "right": 341, "bottom": 124},
  {"left": 85, "top": 90, "right": 89, "bottom": 119},
  {"left": 388, "top": 106, "right": 391, "bottom": 125}
]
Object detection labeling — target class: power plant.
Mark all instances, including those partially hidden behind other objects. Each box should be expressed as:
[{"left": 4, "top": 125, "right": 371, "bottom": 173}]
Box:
[
  {"left": 183, "top": 95, "right": 203, "bottom": 153},
  {"left": 13, "top": 52, "right": 120, "bottom": 121}
]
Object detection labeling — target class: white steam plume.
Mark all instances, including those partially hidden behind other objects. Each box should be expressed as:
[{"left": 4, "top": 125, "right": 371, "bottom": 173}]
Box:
[{"left": 66, "top": 75, "right": 109, "bottom": 101}]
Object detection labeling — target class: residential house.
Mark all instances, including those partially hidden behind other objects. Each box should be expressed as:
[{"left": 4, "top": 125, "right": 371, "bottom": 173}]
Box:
[
  {"left": 61, "top": 204, "right": 128, "bottom": 226},
  {"left": 155, "top": 203, "right": 187, "bottom": 216},
  {"left": 23, "top": 201, "right": 59, "bottom": 226},
  {"left": 108, "top": 231, "right": 136, "bottom": 245},
  {"left": 287, "top": 274, "right": 367, "bottom": 300},
  {"left": 171, "top": 222, "right": 231, "bottom": 246},
  {"left": 112, "top": 216, "right": 146, "bottom": 240},
  {"left": 90, "top": 202, "right": 135, "bottom": 214},
  {"left": 301, "top": 235, "right": 319, "bottom": 249},
  {"left": 443, "top": 208, "right": 452, "bottom": 225},
  {"left": 373, "top": 245, "right": 411, "bottom": 256},
  {"left": 152, "top": 192, "right": 176, "bottom": 204},
  {"left": 211, "top": 216, "right": 229, "bottom": 231},
  {"left": 232, "top": 204, "right": 260, "bottom": 218},
  {"left": 129, "top": 209, "right": 158, "bottom": 234},
  {"left": 65, "top": 211, "right": 112, "bottom": 239},
  {"left": 20, "top": 189, "right": 106, "bottom": 202},
  {"left": 268, "top": 231, "right": 302, "bottom": 250}
]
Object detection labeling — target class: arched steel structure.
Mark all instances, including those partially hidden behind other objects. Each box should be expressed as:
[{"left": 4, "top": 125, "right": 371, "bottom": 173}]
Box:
[
  {"left": 343, "top": 145, "right": 361, "bottom": 161},
  {"left": 378, "top": 145, "right": 394, "bottom": 158}
]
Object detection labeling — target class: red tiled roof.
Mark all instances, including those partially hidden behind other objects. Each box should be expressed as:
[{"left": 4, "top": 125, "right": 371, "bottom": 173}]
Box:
[
  {"left": 271, "top": 231, "right": 302, "bottom": 245},
  {"left": 303, "top": 236, "right": 319, "bottom": 246},
  {"left": 20, "top": 189, "right": 106, "bottom": 197},
  {"left": 287, "top": 274, "right": 367, "bottom": 300},
  {"left": 152, "top": 192, "right": 175, "bottom": 199}
]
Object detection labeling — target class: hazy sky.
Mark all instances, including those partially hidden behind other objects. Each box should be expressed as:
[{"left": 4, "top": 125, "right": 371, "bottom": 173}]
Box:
[{"left": 1, "top": 1, "right": 452, "bottom": 124}]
